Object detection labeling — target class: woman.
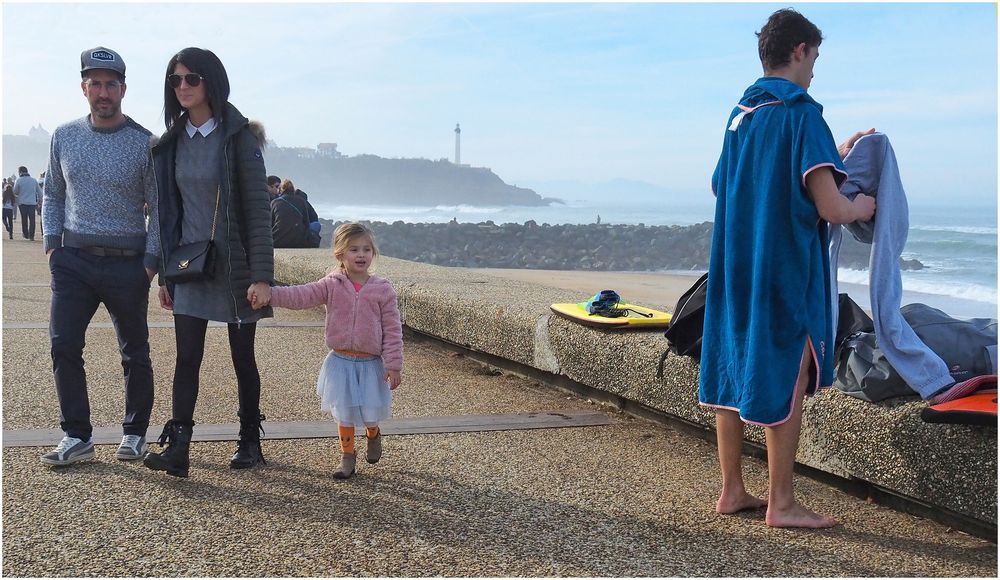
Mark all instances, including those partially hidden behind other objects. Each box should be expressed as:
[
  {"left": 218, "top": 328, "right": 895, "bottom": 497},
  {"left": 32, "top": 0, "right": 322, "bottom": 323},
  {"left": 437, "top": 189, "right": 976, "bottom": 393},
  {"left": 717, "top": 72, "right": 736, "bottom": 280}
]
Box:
[
  {"left": 3, "top": 181, "right": 15, "bottom": 240},
  {"left": 143, "top": 47, "right": 274, "bottom": 478}
]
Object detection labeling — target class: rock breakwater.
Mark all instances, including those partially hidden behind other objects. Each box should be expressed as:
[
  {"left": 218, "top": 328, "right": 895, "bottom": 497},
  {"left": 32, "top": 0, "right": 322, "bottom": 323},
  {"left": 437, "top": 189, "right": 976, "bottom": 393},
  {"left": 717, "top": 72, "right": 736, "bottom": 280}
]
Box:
[{"left": 316, "top": 219, "right": 922, "bottom": 272}]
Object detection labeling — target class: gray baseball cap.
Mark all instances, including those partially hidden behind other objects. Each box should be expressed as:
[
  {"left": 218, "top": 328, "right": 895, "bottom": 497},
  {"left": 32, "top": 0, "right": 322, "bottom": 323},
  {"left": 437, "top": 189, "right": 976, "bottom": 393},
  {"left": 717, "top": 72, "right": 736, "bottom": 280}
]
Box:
[{"left": 80, "top": 46, "right": 125, "bottom": 78}]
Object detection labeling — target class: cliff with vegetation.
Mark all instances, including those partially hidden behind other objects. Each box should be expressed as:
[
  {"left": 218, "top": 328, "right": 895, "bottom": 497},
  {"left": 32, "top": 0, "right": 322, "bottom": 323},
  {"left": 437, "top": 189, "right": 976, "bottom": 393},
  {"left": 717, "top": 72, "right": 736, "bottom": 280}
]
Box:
[
  {"left": 4, "top": 133, "right": 553, "bottom": 207},
  {"left": 264, "top": 149, "right": 554, "bottom": 206}
]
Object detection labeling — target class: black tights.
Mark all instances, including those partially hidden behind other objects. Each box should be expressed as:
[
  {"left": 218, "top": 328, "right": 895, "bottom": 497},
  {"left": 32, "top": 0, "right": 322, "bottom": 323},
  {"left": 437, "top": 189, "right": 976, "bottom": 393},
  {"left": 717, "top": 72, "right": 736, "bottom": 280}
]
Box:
[{"left": 172, "top": 314, "right": 261, "bottom": 424}]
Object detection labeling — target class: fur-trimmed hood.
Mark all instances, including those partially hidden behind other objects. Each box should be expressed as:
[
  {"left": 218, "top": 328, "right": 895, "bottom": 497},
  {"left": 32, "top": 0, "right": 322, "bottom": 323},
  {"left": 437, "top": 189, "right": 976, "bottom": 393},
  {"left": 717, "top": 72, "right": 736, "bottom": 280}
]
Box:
[{"left": 246, "top": 120, "right": 266, "bottom": 149}]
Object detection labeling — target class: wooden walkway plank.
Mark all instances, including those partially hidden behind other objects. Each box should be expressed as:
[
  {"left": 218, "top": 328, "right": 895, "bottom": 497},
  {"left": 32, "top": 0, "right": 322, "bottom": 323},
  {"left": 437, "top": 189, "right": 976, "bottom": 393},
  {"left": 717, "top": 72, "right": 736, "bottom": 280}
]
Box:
[
  {"left": 2, "top": 409, "right": 616, "bottom": 447},
  {"left": 3, "top": 321, "right": 326, "bottom": 330}
]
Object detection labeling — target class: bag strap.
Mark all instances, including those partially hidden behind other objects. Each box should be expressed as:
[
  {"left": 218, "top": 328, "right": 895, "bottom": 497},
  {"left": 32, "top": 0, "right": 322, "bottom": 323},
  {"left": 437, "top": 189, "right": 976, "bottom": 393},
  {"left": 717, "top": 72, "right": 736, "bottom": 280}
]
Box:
[
  {"left": 208, "top": 186, "right": 221, "bottom": 242},
  {"left": 656, "top": 350, "right": 669, "bottom": 380}
]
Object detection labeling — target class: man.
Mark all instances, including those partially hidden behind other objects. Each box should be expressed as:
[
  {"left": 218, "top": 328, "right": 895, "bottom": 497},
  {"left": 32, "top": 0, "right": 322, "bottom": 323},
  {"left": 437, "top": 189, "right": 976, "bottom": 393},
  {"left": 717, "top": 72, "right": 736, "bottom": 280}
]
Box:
[
  {"left": 40, "top": 46, "right": 160, "bottom": 466},
  {"left": 266, "top": 175, "right": 281, "bottom": 201},
  {"left": 698, "top": 10, "right": 875, "bottom": 528},
  {"left": 12, "top": 166, "right": 40, "bottom": 240}
]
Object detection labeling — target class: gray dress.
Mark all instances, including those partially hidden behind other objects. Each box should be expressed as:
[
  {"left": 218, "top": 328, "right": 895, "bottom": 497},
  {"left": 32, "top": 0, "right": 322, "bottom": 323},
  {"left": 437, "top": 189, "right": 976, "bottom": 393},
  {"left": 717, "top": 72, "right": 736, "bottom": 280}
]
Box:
[{"left": 172, "top": 128, "right": 263, "bottom": 324}]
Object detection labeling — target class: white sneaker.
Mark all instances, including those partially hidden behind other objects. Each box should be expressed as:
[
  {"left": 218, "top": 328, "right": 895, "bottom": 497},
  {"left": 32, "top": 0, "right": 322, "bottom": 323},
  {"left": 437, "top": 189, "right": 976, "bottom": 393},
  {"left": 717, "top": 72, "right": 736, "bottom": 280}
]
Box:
[
  {"left": 40, "top": 436, "right": 95, "bottom": 466},
  {"left": 115, "top": 434, "right": 147, "bottom": 460}
]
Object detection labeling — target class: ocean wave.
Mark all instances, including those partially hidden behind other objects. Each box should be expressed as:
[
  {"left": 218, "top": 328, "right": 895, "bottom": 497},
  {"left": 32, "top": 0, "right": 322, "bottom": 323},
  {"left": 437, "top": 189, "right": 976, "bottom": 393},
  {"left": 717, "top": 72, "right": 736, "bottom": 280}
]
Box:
[
  {"left": 314, "top": 203, "right": 505, "bottom": 215},
  {"left": 838, "top": 268, "right": 997, "bottom": 304},
  {"left": 910, "top": 225, "right": 998, "bottom": 235},
  {"left": 310, "top": 204, "right": 518, "bottom": 223},
  {"left": 837, "top": 268, "right": 871, "bottom": 286}
]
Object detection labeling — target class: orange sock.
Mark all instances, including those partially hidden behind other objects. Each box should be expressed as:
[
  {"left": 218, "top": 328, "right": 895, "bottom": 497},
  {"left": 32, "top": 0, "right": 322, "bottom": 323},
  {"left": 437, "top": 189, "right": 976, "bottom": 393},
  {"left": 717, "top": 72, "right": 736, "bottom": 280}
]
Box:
[
  {"left": 338, "top": 425, "right": 355, "bottom": 454},
  {"left": 366, "top": 426, "right": 380, "bottom": 439}
]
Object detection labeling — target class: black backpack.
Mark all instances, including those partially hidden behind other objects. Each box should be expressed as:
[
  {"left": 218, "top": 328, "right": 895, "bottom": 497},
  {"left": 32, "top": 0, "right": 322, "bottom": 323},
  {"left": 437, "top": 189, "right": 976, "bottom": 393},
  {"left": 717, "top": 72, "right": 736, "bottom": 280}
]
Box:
[{"left": 656, "top": 273, "right": 708, "bottom": 378}]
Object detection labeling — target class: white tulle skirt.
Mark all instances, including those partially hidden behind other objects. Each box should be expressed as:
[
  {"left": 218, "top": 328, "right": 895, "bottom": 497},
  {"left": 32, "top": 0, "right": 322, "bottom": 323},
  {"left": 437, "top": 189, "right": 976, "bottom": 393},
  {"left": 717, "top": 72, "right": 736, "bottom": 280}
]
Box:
[{"left": 316, "top": 351, "right": 392, "bottom": 426}]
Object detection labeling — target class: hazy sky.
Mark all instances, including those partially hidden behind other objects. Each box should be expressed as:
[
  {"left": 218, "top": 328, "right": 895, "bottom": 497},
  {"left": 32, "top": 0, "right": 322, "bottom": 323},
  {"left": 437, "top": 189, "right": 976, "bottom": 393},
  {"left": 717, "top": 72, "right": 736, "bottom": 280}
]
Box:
[{"left": 2, "top": 2, "right": 997, "bottom": 203}]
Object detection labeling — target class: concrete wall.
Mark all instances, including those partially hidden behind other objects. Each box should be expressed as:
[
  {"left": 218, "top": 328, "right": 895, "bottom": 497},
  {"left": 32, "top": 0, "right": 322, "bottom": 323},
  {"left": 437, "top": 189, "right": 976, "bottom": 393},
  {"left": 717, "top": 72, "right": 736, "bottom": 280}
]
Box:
[{"left": 274, "top": 251, "right": 998, "bottom": 526}]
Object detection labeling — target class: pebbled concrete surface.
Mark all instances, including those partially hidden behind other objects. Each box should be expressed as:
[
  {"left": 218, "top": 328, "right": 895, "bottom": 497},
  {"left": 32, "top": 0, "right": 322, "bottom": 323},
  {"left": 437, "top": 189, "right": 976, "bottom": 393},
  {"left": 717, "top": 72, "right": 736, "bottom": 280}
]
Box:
[{"left": 3, "top": 239, "right": 996, "bottom": 577}]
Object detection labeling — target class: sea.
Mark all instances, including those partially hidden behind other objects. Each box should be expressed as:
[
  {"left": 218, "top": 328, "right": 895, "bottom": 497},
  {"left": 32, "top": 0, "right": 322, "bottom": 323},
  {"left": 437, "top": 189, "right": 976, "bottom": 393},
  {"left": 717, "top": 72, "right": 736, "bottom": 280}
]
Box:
[{"left": 311, "top": 198, "right": 999, "bottom": 320}]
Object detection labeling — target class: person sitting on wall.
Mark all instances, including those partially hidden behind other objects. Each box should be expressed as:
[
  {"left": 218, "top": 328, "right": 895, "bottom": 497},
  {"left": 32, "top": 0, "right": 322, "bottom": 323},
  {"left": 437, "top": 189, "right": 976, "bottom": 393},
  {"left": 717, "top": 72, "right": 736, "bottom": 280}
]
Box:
[{"left": 271, "top": 179, "right": 320, "bottom": 248}]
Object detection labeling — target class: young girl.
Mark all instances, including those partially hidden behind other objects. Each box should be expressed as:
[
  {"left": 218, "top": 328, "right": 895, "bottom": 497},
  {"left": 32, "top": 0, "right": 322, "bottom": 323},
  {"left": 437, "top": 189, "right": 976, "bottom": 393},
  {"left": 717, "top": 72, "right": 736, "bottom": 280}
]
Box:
[{"left": 260, "top": 223, "right": 403, "bottom": 479}]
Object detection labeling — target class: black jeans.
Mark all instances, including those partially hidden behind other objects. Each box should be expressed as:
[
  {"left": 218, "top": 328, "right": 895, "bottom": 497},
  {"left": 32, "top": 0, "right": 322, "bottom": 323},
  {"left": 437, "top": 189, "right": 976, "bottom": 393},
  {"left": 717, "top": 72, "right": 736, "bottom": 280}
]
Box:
[
  {"left": 49, "top": 247, "right": 154, "bottom": 440},
  {"left": 171, "top": 314, "right": 261, "bottom": 424},
  {"left": 18, "top": 204, "right": 35, "bottom": 239},
  {"left": 3, "top": 208, "right": 13, "bottom": 237}
]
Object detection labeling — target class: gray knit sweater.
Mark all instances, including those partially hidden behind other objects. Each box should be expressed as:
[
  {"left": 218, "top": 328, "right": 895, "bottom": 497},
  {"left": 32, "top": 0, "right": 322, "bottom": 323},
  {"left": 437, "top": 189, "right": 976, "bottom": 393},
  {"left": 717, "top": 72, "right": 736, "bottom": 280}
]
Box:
[{"left": 43, "top": 115, "right": 160, "bottom": 270}]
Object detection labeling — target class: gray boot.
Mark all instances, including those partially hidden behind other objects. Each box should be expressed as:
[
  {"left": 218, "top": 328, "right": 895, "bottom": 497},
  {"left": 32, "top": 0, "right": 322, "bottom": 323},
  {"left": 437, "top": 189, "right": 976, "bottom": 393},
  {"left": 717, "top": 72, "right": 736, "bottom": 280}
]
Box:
[
  {"left": 333, "top": 452, "right": 356, "bottom": 479},
  {"left": 366, "top": 432, "right": 382, "bottom": 464}
]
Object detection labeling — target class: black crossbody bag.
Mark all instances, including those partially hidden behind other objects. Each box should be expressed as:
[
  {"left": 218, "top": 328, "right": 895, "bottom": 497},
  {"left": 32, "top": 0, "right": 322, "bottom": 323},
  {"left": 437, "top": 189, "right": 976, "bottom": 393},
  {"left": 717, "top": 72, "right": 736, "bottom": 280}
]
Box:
[{"left": 163, "top": 187, "right": 220, "bottom": 284}]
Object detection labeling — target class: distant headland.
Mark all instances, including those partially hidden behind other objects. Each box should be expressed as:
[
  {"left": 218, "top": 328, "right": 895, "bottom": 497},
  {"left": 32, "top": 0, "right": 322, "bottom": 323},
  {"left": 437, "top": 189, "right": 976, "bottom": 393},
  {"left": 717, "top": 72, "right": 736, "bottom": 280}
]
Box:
[{"left": 3, "top": 128, "right": 559, "bottom": 207}]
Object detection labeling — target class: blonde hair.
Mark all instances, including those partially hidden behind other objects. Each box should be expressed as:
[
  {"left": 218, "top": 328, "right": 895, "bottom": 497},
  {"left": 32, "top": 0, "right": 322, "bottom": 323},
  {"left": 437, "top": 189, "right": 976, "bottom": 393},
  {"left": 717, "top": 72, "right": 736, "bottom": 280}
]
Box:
[
  {"left": 279, "top": 179, "right": 295, "bottom": 195},
  {"left": 333, "top": 223, "right": 379, "bottom": 272}
]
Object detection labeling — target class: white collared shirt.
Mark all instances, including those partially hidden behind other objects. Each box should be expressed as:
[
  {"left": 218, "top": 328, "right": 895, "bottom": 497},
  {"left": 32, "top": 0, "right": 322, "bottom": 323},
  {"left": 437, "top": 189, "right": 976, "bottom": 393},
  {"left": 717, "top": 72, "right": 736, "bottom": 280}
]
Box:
[{"left": 185, "top": 116, "right": 218, "bottom": 138}]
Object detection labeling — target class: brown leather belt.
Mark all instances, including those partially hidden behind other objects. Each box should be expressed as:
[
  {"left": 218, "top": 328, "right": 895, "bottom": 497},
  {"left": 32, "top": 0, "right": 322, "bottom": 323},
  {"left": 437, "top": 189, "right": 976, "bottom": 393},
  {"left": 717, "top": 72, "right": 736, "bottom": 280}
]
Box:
[{"left": 78, "top": 246, "right": 140, "bottom": 257}]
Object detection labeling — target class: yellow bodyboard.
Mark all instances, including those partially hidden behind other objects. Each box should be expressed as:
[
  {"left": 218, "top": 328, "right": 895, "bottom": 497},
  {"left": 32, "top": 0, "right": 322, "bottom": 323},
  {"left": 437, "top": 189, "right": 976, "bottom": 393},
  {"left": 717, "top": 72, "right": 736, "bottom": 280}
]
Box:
[{"left": 550, "top": 301, "right": 672, "bottom": 329}]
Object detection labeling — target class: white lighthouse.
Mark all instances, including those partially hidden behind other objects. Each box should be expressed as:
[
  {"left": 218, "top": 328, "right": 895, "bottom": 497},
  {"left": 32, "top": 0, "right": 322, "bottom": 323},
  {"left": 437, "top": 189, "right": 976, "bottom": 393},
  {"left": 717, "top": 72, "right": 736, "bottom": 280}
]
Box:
[{"left": 454, "top": 123, "right": 461, "bottom": 165}]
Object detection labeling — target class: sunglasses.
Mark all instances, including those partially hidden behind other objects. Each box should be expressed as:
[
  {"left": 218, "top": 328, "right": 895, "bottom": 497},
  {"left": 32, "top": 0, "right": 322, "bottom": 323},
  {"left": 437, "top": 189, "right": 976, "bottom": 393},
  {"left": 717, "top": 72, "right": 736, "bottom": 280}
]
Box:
[{"left": 167, "top": 73, "right": 205, "bottom": 88}]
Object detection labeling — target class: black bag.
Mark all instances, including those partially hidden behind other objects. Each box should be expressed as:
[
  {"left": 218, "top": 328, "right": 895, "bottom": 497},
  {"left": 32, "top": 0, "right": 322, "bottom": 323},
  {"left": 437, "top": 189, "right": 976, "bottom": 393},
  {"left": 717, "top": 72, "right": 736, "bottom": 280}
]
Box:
[
  {"left": 656, "top": 273, "right": 708, "bottom": 378},
  {"left": 835, "top": 293, "right": 874, "bottom": 361},
  {"left": 163, "top": 240, "right": 215, "bottom": 283},
  {"left": 164, "top": 187, "right": 219, "bottom": 284}
]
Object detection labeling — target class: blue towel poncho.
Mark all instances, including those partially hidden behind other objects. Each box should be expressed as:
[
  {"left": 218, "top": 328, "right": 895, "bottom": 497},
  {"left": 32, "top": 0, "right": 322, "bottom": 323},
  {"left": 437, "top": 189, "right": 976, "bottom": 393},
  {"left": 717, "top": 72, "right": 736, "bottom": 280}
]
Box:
[{"left": 698, "top": 77, "right": 846, "bottom": 426}]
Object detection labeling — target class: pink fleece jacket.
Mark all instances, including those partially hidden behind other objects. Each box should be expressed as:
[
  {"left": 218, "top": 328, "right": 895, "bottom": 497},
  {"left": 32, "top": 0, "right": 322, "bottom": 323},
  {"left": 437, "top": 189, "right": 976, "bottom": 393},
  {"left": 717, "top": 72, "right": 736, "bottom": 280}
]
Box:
[{"left": 269, "top": 271, "right": 403, "bottom": 371}]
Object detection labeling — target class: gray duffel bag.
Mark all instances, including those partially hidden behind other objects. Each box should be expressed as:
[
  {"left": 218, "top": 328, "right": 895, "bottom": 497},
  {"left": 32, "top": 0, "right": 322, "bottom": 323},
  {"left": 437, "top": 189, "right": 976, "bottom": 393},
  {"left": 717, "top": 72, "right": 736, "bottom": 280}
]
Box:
[{"left": 835, "top": 303, "right": 998, "bottom": 402}]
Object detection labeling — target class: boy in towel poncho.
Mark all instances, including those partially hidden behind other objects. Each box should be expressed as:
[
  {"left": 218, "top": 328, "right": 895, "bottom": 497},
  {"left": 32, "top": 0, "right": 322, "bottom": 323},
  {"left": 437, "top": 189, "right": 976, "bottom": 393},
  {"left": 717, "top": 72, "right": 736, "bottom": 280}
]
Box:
[{"left": 699, "top": 9, "right": 876, "bottom": 528}]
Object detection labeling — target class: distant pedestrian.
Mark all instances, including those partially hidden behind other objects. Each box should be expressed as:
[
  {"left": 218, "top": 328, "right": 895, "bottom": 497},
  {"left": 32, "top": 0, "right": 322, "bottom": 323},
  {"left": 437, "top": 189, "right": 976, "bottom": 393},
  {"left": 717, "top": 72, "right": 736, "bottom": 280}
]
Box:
[
  {"left": 39, "top": 46, "right": 160, "bottom": 467},
  {"left": 143, "top": 47, "right": 274, "bottom": 478},
  {"left": 3, "top": 181, "right": 16, "bottom": 239},
  {"left": 698, "top": 9, "right": 875, "bottom": 528},
  {"left": 258, "top": 223, "right": 403, "bottom": 479},
  {"left": 13, "top": 166, "right": 40, "bottom": 240}
]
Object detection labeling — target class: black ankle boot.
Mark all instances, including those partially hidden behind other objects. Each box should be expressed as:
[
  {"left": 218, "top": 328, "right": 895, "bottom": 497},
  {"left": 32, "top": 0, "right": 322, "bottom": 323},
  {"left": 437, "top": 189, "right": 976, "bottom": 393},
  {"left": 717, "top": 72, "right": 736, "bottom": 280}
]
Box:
[
  {"left": 143, "top": 420, "right": 193, "bottom": 478},
  {"left": 230, "top": 413, "right": 266, "bottom": 469}
]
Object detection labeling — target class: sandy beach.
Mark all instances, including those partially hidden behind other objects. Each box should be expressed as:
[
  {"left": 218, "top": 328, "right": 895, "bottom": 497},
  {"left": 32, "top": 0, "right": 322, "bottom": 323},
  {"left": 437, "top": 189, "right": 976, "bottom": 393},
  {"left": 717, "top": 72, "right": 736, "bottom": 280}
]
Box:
[
  {"left": 464, "top": 267, "right": 705, "bottom": 310},
  {"left": 466, "top": 267, "right": 996, "bottom": 320}
]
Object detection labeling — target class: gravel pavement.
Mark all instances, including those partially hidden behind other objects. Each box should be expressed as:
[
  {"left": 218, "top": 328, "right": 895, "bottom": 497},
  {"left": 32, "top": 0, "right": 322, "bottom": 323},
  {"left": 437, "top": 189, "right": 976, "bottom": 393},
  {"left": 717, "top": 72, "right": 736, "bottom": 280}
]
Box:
[{"left": 3, "top": 237, "right": 995, "bottom": 577}]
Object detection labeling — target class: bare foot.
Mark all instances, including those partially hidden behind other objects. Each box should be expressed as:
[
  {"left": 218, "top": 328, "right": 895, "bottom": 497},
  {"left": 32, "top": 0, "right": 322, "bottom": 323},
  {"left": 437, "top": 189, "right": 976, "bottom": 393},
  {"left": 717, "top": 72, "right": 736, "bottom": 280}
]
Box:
[
  {"left": 765, "top": 502, "right": 836, "bottom": 528},
  {"left": 716, "top": 491, "right": 768, "bottom": 514}
]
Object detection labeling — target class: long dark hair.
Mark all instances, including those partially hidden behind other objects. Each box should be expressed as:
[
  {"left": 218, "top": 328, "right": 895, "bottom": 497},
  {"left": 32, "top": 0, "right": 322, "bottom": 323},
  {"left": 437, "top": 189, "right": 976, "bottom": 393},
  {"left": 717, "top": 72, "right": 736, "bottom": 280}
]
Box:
[{"left": 163, "top": 47, "right": 231, "bottom": 131}]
